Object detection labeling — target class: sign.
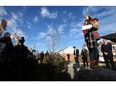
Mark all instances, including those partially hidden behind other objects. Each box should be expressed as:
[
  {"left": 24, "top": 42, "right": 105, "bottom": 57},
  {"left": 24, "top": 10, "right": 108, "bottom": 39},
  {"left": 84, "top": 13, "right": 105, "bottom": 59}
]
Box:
[
  {"left": 82, "top": 25, "right": 92, "bottom": 30},
  {"left": 0, "top": 19, "right": 8, "bottom": 37},
  {"left": 1, "top": 19, "right": 8, "bottom": 30}
]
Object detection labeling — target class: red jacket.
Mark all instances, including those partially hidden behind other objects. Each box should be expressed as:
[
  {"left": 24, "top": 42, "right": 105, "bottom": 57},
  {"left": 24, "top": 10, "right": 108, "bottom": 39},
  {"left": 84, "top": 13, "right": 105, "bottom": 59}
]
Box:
[{"left": 83, "top": 18, "right": 98, "bottom": 34}]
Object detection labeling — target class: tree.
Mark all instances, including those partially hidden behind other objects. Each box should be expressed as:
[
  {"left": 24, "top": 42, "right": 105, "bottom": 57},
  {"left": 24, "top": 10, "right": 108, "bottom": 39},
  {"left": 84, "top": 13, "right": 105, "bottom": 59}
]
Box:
[{"left": 45, "top": 26, "right": 61, "bottom": 53}]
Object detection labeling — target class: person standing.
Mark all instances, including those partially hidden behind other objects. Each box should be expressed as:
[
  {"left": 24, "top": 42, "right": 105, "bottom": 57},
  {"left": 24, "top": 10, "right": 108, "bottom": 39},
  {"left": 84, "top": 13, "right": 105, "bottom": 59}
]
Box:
[
  {"left": 45, "top": 50, "right": 49, "bottom": 56},
  {"left": 73, "top": 46, "right": 80, "bottom": 66},
  {"left": 0, "top": 32, "right": 13, "bottom": 65},
  {"left": 101, "top": 39, "right": 115, "bottom": 69},
  {"left": 14, "top": 37, "right": 30, "bottom": 62},
  {"left": 44, "top": 50, "right": 49, "bottom": 63},
  {"left": 40, "top": 51, "right": 44, "bottom": 64},
  {"left": 67, "top": 53, "right": 70, "bottom": 62},
  {"left": 37, "top": 53, "right": 41, "bottom": 64},
  {"left": 82, "top": 14, "right": 100, "bottom": 69},
  {"left": 81, "top": 45, "right": 88, "bottom": 67}
]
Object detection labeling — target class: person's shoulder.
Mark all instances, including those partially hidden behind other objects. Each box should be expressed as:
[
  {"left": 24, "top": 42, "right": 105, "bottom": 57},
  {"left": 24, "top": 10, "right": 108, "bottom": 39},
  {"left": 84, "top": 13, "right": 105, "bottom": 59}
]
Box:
[
  {"left": 92, "top": 18, "right": 98, "bottom": 23},
  {"left": 0, "top": 37, "right": 6, "bottom": 42},
  {"left": 76, "top": 49, "right": 79, "bottom": 51},
  {"left": 93, "top": 18, "right": 98, "bottom": 21},
  {"left": 1, "top": 37, "right": 5, "bottom": 40},
  {"left": 108, "top": 42, "right": 112, "bottom": 45},
  {"left": 24, "top": 45, "right": 29, "bottom": 49},
  {"left": 101, "top": 43, "right": 104, "bottom": 47}
]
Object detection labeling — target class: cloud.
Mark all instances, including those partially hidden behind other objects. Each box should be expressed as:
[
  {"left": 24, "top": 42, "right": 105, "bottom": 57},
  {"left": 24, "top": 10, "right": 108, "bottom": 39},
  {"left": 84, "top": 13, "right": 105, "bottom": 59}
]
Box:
[
  {"left": 96, "top": 9, "right": 115, "bottom": 18},
  {"left": 46, "top": 25, "right": 58, "bottom": 37},
  {"left": 40, "top": 7, "right": 58, "bottom": 19},
  {"left": 35, "top": 23, "right": 67, "bottom": 50},
  {"left": 32, "top": 26, "right": 56, "bottom": 40},
  {"left": 69, "top": 28, "right": 83, "bottom": 38},
  {"left": 38, "top": 10, "right": 85, "bottom": 51},
  {"left": 63, "top": 11, "right": 67, "bottom": 14},
  {"left": 38, "top": 25, "right": 60, "bottom": 51},
  {"left": 83, "top": 6, "right": 99, "bottom": 16},
  {"left": 27, "top": 25, "right": 31, "bottom": 29},
  {"left": 0, "top": 7, "right": 27, "bottom": 40},
  {"left": 69, "top": 19, "right": 83, "bottom": 38},
  {"left": 0, "top": 7, "right": 7, "bottom": 17},
  {"left": 27, "top": 22, "right": 32, "bottom": 29},
  {"left": 62, "top": 12, "right": 77, "bottom": 24},
  {"left": 56, "top": 12, "right": 79, "bottom": 37},
  {"left": 70, "top": 28, "right": 78, "bottom": 34},
  {"left": 7, "top": 12, "right": 26, "bottom": 37},
  {"left": 8, "top": 13, "right": 18, "bottom": 30},
  {"left": 38, "top": 25, "right": 61, "bottom": 40},
  {"left": 68, "top": 12, "right": 75, "bottom": 20},
  {"left": 58, "top": 24, "right": 67, "bottom": 34},
  {"left": 39, "top": 32, "right": 47, "bottom": 38},
  {"left": 33, "top": 16, "right": 39, "bottom": 23}
]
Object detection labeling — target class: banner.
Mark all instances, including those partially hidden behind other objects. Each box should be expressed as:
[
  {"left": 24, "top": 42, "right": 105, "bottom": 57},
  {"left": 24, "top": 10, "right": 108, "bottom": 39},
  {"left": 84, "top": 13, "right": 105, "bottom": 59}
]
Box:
[
  {"left": 0, "top": 19, "right": 8, "bottom": 37},
  {"left": 1, "top": 19, "right": 8, "bottom": 30}
]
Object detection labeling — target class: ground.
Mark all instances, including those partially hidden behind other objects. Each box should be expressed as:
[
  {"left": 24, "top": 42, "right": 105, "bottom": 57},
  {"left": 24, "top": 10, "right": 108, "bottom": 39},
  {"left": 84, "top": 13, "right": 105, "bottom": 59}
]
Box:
[{"left": 67, "top": 62, "right": 109, "bottom": 80}]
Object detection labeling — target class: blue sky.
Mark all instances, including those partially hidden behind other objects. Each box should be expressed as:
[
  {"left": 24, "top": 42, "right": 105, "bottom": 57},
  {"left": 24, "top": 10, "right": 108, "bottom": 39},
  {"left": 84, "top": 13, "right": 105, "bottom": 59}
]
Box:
[{"left": 0, "top": 6, "right": 116, "bottom": 52}]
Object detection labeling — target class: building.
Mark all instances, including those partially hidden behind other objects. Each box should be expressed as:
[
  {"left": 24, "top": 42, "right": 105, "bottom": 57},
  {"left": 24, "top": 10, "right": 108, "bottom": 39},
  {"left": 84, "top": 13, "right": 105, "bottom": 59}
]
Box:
[
  {"left": 58, "top": 46, "right": 83, "bottom": 62},
  {"left": 58, "top": 46, "right": 75, "bottom": 61}
]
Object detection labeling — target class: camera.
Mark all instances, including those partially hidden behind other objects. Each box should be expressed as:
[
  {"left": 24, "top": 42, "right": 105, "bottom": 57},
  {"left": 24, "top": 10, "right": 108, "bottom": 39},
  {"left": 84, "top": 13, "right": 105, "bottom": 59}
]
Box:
[{"left": 19, "top": 37, "right": 25, "bottom": 44}]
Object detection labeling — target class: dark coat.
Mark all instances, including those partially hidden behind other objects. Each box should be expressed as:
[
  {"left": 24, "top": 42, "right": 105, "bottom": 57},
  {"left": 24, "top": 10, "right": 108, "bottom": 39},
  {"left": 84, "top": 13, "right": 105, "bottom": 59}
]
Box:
[
  {"left": 101, "top": 43, "right": 113, "bottom": 57},
  {"left": 73, "top": 49, "right": 79, "bottom": 57},
  {"left": 81, "top": 49, "right": 88, "bottom": 57},
  {"left": 0, "top": 37, "right": 13, "bottom": 52}
]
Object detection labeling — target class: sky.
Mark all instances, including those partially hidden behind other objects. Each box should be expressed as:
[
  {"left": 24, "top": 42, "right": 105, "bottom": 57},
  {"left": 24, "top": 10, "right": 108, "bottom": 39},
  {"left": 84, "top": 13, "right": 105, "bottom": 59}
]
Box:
[{"left": 0, "top": 6, "right": 116, "bottom": 53}]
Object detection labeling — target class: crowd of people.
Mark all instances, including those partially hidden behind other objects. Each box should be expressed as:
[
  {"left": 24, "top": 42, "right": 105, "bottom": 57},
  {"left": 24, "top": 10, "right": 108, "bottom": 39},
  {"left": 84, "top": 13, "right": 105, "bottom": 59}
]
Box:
[
  {"left": 66, "top": 14, "right": 116, "bottom": 70},
  {"left": 0, "top": 14, "right": 115, "bottom": 80},
  {"left": 69, "top": 38, "right": 115, "bottom": 70},
  {"left": 31, "top": 50, "right": 50, "bottom": 64},
  {"left": 0, "top": 31, "right": 52, "bottom": 66},
  {"left": 82, "top": 14, "right": 115, "bottom": 69},
  {"left": 0, "top": 31, "right": 70, "bottom": 80}
]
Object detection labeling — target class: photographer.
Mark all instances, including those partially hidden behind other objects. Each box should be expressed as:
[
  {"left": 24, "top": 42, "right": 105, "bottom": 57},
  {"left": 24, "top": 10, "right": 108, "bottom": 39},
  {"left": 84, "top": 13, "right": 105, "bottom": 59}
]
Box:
[
  {"left": 14, "top": 37, "right": 30, "bottom": 60},
  {"left": 0, "top": 32, "right": 13, "bottom": 66}
]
